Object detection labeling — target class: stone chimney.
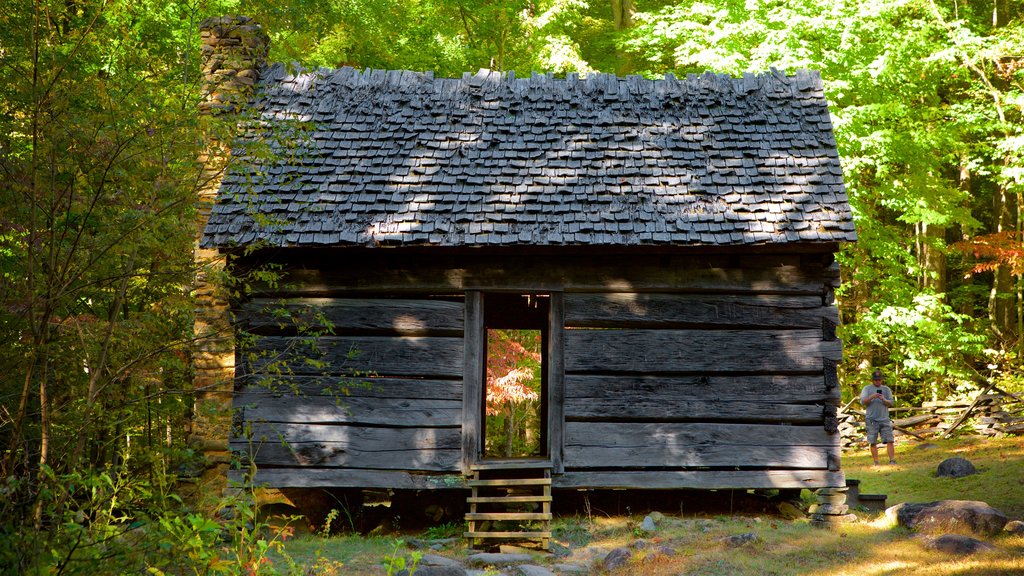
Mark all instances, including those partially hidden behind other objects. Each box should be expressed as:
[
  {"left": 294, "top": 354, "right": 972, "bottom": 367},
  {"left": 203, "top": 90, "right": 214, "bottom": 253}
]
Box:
[
  {"left": 198, "top": 15, "right": 269, "bottom": 114},
  {"left": 187, "top": 15, "right": 268, "bottom": 507}
]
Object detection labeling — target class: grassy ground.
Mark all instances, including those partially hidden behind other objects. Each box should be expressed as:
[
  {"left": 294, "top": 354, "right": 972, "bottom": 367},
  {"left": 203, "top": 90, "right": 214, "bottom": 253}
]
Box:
[{"left": 273, "top": 435, "right": 1024, "bottom": 575}]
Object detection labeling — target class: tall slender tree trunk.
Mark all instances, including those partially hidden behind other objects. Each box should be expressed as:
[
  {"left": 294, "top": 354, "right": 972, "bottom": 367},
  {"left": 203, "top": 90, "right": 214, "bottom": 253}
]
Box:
[
  {"left": 990, "top": 183, "right": 1017, "bottom": 342},
  {"left": 921, "top": 221, "right": 947, "bottom": 294},
  {"left": 610, "top": 0, "right": 635, "bottom": 74}
]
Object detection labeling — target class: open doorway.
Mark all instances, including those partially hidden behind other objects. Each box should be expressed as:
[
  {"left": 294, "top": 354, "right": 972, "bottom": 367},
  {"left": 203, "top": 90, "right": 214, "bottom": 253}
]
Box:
[{"left": 482, "top": 293, "right": 549, "bottom": 459}]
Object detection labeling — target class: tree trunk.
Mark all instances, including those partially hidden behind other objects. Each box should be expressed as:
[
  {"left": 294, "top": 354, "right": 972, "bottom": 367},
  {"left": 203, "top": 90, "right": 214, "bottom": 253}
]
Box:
[
  {"left": 921, "top": 221, "right": 946, "bottom": 294},
  {"left": 610, "top": 0, "right": 635, "bottom": 74},
  {"left": 990, "top": 183, "right": 1017, "bottom": 342}
]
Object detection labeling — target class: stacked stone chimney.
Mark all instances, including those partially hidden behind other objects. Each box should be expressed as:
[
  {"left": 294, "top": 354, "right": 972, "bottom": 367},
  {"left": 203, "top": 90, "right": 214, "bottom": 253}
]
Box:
[
  {"left": 188, "top": 15, "right": 268, "bottom": 507},
  {"left": 199, "top": 15, "right": 270, "bottom": 114}
]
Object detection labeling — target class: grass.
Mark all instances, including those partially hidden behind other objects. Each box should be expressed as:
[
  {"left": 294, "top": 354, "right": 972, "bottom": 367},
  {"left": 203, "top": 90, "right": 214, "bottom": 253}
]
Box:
[{"left": 274, "top": 435, "right": 1024, "bottom": 575}]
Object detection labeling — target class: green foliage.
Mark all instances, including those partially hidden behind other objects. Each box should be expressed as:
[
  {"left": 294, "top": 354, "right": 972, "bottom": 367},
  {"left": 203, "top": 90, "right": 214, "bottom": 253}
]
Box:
[
  {"left": 382, "top": 539, "right": 421, "bottom": 576},
  {"left": 485, "top": 329, "right": 543, "bottom": 458}
]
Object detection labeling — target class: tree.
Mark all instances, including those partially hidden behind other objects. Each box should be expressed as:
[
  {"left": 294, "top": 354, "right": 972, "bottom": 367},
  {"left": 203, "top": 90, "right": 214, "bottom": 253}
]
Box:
[
  {"left": 621, "top": 0, "right": 1022, "bottom": 401},
  {"left": 485, "top": 329, "right": 542, "bottom": 458},
  {"left": 0, "top": 0, "right": 213, "bottom": 569}
]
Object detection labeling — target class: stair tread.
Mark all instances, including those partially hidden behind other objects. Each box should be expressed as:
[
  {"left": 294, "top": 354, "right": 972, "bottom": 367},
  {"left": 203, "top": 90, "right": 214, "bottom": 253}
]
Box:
[
  {"left": 468, "top": 478, "right": 552, "bottom": 487},
  {"left": 465, "top": 512, "right": 552, "bottom": 521},
  {"left": 471, "top": 460, "right": 553, "bottom": 471},
  {"left": 467, "top": 496, "right": 553, "bottom": 504},
  {"left": 464, "top": 531, "right": 552, "bottom": 538}
]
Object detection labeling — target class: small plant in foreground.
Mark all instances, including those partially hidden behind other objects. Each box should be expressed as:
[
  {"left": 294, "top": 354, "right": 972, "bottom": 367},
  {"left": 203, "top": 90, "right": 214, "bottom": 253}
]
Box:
[{"left": 382, "top": 539, "right": 422, "bottom": 575}]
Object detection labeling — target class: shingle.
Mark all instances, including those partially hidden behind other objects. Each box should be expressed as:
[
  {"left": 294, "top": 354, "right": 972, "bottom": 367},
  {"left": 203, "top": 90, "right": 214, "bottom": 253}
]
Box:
[{"left": 202, "top": 68, "right": 855, "bottom": 249}]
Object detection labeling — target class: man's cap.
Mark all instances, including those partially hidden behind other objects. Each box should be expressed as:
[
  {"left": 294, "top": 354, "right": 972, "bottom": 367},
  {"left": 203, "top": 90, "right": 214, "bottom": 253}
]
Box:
[{"left": 871, "top": 370, "right": 883, "bottom": 379}]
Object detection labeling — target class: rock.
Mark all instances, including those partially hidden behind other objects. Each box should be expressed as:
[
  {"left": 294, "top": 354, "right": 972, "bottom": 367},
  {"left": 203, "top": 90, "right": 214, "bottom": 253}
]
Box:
[
  {"left": 631, "top": 539, "right": 650, "bottom": 550},
  {"left": 466, "top": 553, "right": 534, "bottom": 567},
  {"left": 649, "top": 511, "right": 665, "bottom": 522},
  {"left": 640, "top": 515, "right": 657, "bottom": 533},
  {"left": 650, "top": 545, "right": 676, "bottom": 557},
  {"left": 778, "top": 501, "right": 805, "bottom": 519},
  {"left": 396, "top": 567, "right": 466, "bottom": 576},
  {"left": 420, "top": 554, "right": 465, "bottom": 568},
  {"left": 809, "top": 513, "right": 858, "bottom": 528},
  {"left": 1004, "top": 520, "right": 1024, "bottom": 535},
  {"left": 602, "top": 547, "right": 632, "bottom": 571},
  {"left": 808, "top": 503, "right": 848, "bottom": 516},
  {"left": 552, "top": 564, "right": 588, "bottom": 573},
  {"left": 936, "top": 457, "right": 977, "bottom": 478},
  {"left": 915, "top": 442, "right": 940, "bottom": 450},
  {"left": 721, "top": 532, "right": 758, "bottom": 547},
  {"left": 515, "top": 566, "right": 556, "bottom": 576},
  {"left": 886, "top": 500, "right": 1008, "bottom": 537},
  {"left": 925, "top": 534, "right": 995, "bottom": 555}
]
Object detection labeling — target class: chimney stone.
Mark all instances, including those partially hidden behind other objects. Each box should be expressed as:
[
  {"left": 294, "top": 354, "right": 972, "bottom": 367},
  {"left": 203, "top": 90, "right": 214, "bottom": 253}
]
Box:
[{"left": 199, "top": 15, "right": 269, "bottom": 114}]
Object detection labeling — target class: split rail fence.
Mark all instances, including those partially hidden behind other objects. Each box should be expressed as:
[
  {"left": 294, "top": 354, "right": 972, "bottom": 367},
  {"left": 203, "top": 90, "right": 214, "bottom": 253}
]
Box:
[{"left": 839, "top": 389, "right": 1024, "bottom": 449}]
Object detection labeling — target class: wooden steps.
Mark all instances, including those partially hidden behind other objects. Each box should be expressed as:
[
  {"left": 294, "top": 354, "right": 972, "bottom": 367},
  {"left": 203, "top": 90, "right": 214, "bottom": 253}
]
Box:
[{"left": 464, "top": 462, "right": 552, "bottom": 550}]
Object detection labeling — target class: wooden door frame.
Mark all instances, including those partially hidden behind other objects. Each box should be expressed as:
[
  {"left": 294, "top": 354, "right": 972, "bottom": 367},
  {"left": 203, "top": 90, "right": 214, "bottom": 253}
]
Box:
[{"left": 461, "top": 290, "right": 564, "bottom": 474}]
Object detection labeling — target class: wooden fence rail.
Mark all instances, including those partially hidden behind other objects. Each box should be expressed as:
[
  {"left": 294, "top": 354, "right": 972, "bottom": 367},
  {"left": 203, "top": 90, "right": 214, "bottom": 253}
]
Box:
[{"left": 838, "top": 390, "right": 1024, "bottom": 450}]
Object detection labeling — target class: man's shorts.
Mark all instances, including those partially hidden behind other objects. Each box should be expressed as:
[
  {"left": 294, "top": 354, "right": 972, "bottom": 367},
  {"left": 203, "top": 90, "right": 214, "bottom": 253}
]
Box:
[{"left": 865, "top": 418, "right": 894, "bottom": 444}]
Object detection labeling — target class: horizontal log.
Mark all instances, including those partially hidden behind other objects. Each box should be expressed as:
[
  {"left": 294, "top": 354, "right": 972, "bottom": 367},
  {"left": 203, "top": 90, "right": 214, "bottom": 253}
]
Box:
[
  {"left": 565, "top": 398, "right": 826, "bottom": 423},
  {"left": 565, "top": 293, "right": 837, "bottom": 329},
  {"left": 245, "top": 335, "right": 463, "bottom": 378},
  {"left": 565, "top": 374, "right": 839, "bottom": 405},
  {"left": 231, "top": 468, "right": 468, "bottom": 489},
  {"left": 236, "top": 376, "right": 462, "bottom": 400},
  {"left": 553, "top": 469, "right": 846, "bottom": 490},
  {"left": 892, "top": 414, "right": 939, "bottom": 427},
  {"left": 565, "top": 329, "right": 842, "bottom": 373},
  {"left": 246, "top": 253, "right": 830, "bottom": 296},
  {"left": 565, "top": 422, "right": 838, "bottom": 469},
  {"left": 234, "top": 423, "right": 461, "bottom": 471},
  {"left": 240, "top": 297, "right": 464, "bottom": 335},
  {"left": 234, "top": 395, "right": 461, "bottom": 427}
]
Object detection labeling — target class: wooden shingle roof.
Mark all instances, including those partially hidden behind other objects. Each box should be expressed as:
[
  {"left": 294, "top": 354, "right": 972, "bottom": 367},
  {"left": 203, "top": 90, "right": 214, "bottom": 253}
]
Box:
[{"left": 201, "top": 66, "right": 856, "bottom": 249}]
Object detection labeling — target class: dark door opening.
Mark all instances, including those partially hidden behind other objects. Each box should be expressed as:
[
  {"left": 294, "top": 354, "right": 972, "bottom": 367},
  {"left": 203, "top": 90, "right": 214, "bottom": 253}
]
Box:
[{"left": 482, "top": 293, "right": 549, "bottom": 459}]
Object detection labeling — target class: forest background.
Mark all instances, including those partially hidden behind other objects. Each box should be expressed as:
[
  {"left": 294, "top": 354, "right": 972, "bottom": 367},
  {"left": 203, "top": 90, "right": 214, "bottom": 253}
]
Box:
[{"left": 1, "top": 0, "right": 1023, "bottom": 573}]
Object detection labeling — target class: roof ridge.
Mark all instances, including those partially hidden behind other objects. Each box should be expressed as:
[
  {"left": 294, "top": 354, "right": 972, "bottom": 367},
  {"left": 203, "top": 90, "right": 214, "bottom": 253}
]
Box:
[{"left": 257, "top": 65, "right": 825, "bottom": 98}]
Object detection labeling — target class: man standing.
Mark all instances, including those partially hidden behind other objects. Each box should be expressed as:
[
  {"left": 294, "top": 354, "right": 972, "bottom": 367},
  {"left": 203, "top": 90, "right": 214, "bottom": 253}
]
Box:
[{"left": 860, "top": 369, "right": 896, "bottom": 465}]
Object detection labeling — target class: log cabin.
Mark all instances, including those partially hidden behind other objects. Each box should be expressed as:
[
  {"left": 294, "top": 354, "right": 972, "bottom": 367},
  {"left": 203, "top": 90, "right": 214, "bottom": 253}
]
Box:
[{"left": 198, "top": 32, "right": 856, "bottom": 533}]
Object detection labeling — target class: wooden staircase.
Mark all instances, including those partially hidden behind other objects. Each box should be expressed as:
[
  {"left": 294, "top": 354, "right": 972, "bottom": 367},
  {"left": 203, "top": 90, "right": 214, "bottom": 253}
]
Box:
[{"left": 464, "top": 461, "right": 552, "bottom": 550}]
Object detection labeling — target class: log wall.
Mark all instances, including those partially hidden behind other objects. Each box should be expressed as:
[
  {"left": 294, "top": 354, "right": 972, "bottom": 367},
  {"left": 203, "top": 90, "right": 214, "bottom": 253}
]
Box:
[
  {"left": 232, "top": 297, "right": 466, "bottom": 485},
  {"left": 230, "top": 249, "right": 845, "bottom": 490}
]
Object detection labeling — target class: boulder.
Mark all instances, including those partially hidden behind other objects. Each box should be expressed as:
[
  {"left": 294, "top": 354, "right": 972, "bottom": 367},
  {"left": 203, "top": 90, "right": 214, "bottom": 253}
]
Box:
[
  {"left": 925, "top": 534, "right": 995, "bottom": 555},
  {"left": 515, "top": 566, "right": 556, "bottom": 576},
  {"left": 466, "top": 553, "right": 533, "bottom": 567},
  {"left": 886, "top": 500, "right": 1008, "bottom": 536},
  {"left": 602, "top": 547, "right": 632, "bottom": 571},
  {"left": 420, "top": 554, "right": 465, "bottom": 568},
  {"left": 936, "top": 457, "right": 977, "bottom": 478},
  {"left": 1004, "top": 520, "right": 1024, "bottom": 535},
  {"left": 720, "top": 532, "right": 758, "bottom": 547},
  {"left": 396, "top": 567, "right": 466, "bottom": 576},
  {"left": 639, "top": 515, "right": 657, "bottom": 533}
]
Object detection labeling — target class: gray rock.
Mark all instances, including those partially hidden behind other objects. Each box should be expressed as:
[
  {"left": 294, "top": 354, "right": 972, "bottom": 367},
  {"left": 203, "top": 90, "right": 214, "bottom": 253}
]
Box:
[
  {"left": 915, "top": 442, "right": 940, "bottom": 450},
  {"left": 467, "top": 553, "right": 534, "bottom": 567},
  {"left": 552, "top": 564, "right": 588, "bottom": 573},
  {"left": 936, "top": 457, "right": 977, "bottom": 478},
  {"left": 602, "top": 547, "right": 632, "bottom": 571},
  {"left": 721, "top": 532, "right": 758, "bottom": 547},
  {"left": 886, "top": 500, "right": 1008, "bottom": 536},
  {"left": 515, "top": 566, "right": 556, "bottom": 576},
  {"left": 925, "top": 534, "right": 995, "bottom": 555},
  {"left": 650, "top": 545, "right": 676, "bottom": 557},
  {"left": 640, "top": 515, "right": 657, "bottom": 533},
  {"left": 396, "top": 567, "right": 466, "bottom": 576},
  {"left": 420, "top": 554, "right": 465, "bottom": 568},
  {"left": 1004, "top": 520, "right": 1024, "bottom": 535}
]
